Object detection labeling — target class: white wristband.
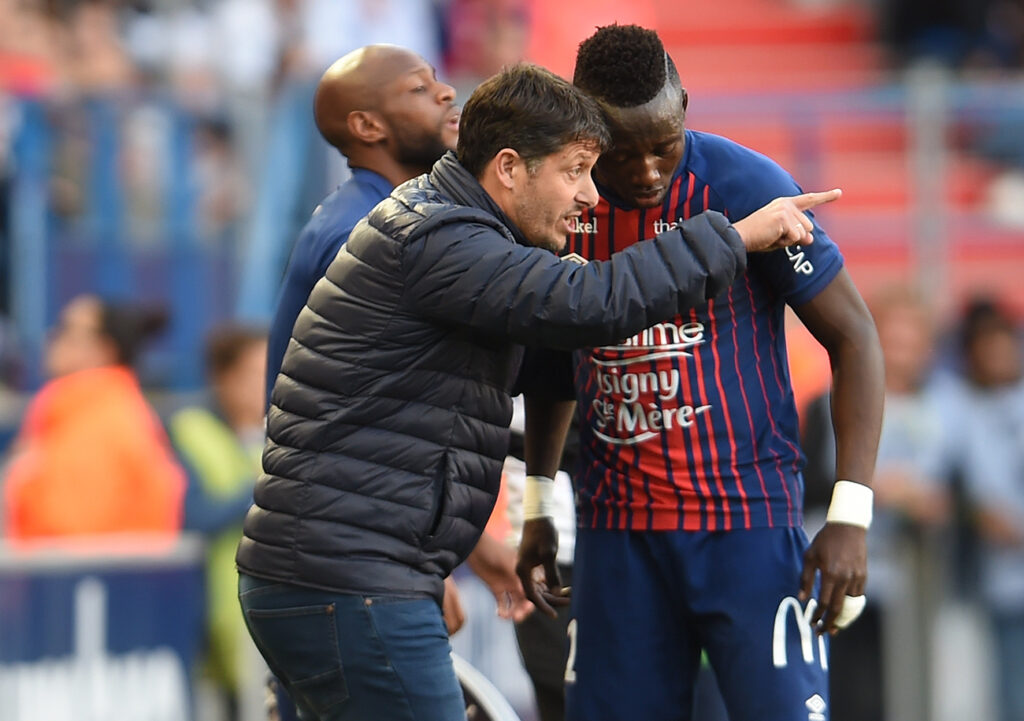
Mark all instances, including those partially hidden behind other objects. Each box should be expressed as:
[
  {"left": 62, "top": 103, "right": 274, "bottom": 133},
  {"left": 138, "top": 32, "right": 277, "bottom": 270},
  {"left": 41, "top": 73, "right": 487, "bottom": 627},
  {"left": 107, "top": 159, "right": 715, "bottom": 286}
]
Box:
[
  {"left": 523, "top": 475, "right": 556, "bottom": 520},
  {"left": 826, "top": 480, "right": 873, "bottom": 529}
]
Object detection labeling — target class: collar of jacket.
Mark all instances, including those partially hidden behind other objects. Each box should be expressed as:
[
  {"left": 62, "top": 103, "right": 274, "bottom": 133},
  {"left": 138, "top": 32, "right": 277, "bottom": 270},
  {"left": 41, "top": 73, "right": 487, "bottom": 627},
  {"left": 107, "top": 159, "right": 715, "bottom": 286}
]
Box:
[{"left": 428, "top": 151, "right": 531, "bottom": 247}]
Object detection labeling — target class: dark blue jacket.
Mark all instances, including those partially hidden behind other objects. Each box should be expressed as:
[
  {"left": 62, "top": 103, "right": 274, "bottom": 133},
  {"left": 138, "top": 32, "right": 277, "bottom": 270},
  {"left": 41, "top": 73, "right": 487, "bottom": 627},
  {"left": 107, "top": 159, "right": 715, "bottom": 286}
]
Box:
[
  {"left": 236, "top": 152, "right": 746, "bottom": 603},
  {"left": 265, "top": 168, "right": 394, "bottom": 405}
]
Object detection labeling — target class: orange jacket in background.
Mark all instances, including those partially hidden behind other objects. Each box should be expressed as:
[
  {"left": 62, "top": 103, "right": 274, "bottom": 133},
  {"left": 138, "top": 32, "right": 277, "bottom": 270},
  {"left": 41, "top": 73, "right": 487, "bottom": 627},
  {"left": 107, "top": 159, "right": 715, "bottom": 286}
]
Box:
[{"left": 4, "top": 366, "right": 185, "bottom": 540}]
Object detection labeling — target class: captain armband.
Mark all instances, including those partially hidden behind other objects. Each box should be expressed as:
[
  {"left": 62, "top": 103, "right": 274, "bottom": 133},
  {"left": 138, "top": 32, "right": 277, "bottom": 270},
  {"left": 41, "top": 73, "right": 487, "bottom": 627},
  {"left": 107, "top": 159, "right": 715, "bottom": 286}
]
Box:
[
  {"left": 523, "top": 475, "right": 556, "bottom": 521},
  {"left": 825, "top": 480, "right": 874, "bottom": 530}
]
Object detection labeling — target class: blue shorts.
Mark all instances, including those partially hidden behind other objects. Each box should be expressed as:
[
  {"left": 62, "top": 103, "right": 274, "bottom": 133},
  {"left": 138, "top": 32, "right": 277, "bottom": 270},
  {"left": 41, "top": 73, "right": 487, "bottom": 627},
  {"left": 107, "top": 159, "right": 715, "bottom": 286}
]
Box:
[{"left": 565, "top": 527, "right": 829, "bottom": 721}]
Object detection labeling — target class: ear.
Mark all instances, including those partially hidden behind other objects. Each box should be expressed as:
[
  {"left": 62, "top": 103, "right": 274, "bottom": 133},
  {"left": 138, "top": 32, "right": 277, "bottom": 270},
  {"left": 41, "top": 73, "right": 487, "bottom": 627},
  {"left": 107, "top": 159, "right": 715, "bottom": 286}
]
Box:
[
  {"left": 680, "top": 88, "right": 689, "bottom": 114},
  {"left": 492, "top": 148, "right": 522, "bottom": 191},
  {"left": 347, "top": 110, "right": 387, "bottom": 144}
]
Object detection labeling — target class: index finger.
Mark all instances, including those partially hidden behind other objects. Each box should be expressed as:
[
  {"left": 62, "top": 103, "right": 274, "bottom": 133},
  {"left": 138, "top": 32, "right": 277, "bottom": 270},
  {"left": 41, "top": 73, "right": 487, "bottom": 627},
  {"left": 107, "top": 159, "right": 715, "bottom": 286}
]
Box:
[
  {"left": 543, "top": 559, "right": 563, "bottom": 593},
  {"left": 792, "top": 188, "right": 842, "bottom": 211},
  {"left": 812, "top": 576, "right": 836, "bottom": 628},
  {"left": 798, "top": 558, "right": 816, "bottom": 602}
]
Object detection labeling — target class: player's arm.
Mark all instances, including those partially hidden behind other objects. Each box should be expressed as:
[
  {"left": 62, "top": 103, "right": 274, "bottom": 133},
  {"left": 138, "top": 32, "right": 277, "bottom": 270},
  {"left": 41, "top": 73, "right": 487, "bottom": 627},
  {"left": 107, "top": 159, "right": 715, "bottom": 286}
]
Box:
[
  {"left": 510, "top": 348, "right": 576, "bottom": 617},
  {"left": 515, "top": 394, "right": 576, "bottom": 618},
  {"left": 793, "top": 269, "right": 884, "bottom": 634}
]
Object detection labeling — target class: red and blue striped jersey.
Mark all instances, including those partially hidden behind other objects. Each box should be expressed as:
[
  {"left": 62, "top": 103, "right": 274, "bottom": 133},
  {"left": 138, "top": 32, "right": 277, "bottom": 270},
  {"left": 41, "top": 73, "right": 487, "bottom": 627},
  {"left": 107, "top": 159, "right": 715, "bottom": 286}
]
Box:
[{"left": 569, "top": 130, "right": 843, "bottom": 531}]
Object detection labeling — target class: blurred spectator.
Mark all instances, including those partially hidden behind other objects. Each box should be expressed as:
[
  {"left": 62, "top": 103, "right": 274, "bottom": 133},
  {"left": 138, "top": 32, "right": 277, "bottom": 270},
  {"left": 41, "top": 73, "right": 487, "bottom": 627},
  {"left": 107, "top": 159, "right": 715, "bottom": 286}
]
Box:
[
  {"left": 878, "top": 0, "right": 1024, "bottom": 69},
  {"left": 803, "top": 284, "right": 954, "bottom": 721},
  {"left": 292, "top": 0, "right": 443, "bottom": 79},
  {"left": 67, "top": 0, "right": 136, "bottom": 94},
  {"left": 0, "top": 93, "right": 12, "bottom": 320},
  {"left": 193, "top": 117, "right": 248, "bottom": 242},
  {"left": 0, "top": 0, "right": 67, "bottom": 96},
  {"left": 443, "top": 0, "right": 529, "bottom": 97},
  {"left": 208, "top": 0, "right": 280, "bottom": 191},
  {"left": 949, "top": 298, "right": 1024, "bottom": 721},
  {"left": 164, "top": 3, "right": 218, "bottom": 109},
  {"left": 2, "top": 294, "right": 184, "bottom": 542},
  {"left": 986, "top": 0, "right": 1024, "bottom": 68},
  {"left": 866, "top": 286, "right": 953, "bottom": 530},
  {"left": 167, "top": 323, "right": 267, "bottom": 721}
]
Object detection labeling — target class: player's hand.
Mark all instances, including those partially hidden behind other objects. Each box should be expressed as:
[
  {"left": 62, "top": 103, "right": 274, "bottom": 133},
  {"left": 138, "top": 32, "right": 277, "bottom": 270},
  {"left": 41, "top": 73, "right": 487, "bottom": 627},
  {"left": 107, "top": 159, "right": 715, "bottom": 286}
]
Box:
[
  {"left": 516, "top": 517, "right": 569, "bottom": 619},
  {"left": 799, "top": 522, "right": 867, "bottom": 635},
  {"left": 442, "top": 576, "right": 466, "bottom": 636},
  {"left": 466, "top": 532, "right": 534, "bottom": 622},
  {"left": 732, "top": 189, "right": 842, "bottom": 253}
]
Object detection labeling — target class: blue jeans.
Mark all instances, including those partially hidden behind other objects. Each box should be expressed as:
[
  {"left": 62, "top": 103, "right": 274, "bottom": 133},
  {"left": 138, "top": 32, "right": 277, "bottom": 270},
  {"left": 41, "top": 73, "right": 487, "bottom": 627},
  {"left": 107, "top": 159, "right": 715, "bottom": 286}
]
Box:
[{"left": 238, "top": 573, "right": 466, "bottom": 721}]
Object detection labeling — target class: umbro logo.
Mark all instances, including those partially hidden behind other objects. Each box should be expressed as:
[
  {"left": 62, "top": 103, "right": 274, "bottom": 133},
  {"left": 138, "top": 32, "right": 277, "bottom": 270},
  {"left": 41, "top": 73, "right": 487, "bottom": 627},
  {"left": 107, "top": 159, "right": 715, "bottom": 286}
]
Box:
[
  {"left": 805, "top": 693, "right": 826, "bottom": 721},
  {"left": 562, "top": 253, "right": 589, "bottom": 265}
]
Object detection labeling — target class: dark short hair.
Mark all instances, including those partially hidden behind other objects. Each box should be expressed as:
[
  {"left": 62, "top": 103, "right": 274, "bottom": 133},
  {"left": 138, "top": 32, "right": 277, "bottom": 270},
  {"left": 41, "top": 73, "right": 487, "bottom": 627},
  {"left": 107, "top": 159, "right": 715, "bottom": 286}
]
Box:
[
  {"left": 573, "top": 24, "right": 681, "bottom": 108},
  {"left": 204, "top": 324, "right": 267, "bottom": 379},
  {"left": 99, "top": 301, "right": 169, "bottom": 367},
  {"left": 960, "top": 297, "right": 1017, "bottom": 350},
  {"left": 457, "top": 63, "right": 610, "bottom": 178}
]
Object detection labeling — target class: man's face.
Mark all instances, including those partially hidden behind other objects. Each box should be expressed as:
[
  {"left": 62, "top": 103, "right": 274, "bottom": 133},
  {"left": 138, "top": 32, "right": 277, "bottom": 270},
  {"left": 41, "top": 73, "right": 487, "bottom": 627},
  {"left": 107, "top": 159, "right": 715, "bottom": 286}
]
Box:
[
  {"left": 594, "top": 89, "right": 686, "bottom": 209},
  {"left": 46, "top": 296, "right": 113, "bottom": 377},
  {"left": 378, "top": 56, "right": 460, "bottom": 168},
  {"left": 878, "top": 304, "right": 934, "bottom": 389},
  {"left": 214, "top": 339, "right": 268, "bottom": 432},
  {"left": 507, "top": 141, "right": 602, "bottom": 253},
  {"left": 969, "top": 326, "right": 1022, "bottom": 388}
]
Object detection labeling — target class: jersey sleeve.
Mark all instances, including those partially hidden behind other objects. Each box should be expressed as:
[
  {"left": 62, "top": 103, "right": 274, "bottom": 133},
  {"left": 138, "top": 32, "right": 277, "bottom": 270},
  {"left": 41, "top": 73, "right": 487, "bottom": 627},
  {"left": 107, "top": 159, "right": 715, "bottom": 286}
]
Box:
[
  {"left": 751, "top": 215, "right": 844, "bottom": 307},
  {"left": 703, "top": 139, "right": 844, "bottom": 306}
]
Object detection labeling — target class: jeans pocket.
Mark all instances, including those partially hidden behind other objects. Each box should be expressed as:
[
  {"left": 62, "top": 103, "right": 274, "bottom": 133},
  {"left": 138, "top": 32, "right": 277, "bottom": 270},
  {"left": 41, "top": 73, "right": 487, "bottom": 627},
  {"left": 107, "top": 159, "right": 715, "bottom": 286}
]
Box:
[{"left": 244, "top": 603, "right": 349, "bottom": 715}]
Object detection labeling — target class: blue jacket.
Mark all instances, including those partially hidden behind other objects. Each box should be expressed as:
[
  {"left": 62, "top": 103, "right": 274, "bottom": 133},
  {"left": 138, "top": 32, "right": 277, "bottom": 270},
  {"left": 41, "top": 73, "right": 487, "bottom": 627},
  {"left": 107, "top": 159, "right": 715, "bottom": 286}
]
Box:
[
  {"left": 265, "top": 168, "right": 394, "bottom": 405},
  {"left": 236, "top": 152, "right": 747, "bottom": 603}
]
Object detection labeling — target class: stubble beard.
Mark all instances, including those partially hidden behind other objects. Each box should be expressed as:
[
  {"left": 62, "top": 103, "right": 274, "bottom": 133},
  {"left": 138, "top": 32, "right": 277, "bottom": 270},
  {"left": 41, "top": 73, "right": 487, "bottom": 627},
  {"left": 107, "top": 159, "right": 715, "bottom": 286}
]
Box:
[{"left": 394, "top": 124, "right": 451, "bottom": 172}]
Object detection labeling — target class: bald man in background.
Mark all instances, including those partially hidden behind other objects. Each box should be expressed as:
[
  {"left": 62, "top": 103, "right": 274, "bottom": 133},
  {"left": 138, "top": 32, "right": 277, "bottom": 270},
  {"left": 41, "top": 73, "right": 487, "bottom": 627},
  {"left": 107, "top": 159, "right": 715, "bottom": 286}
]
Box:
[
  {"left": 265, "top": 44, "right": 461, "bottom": 402},
  {"left": 260, "top": 44, "right": 529, "bottom": 721}
]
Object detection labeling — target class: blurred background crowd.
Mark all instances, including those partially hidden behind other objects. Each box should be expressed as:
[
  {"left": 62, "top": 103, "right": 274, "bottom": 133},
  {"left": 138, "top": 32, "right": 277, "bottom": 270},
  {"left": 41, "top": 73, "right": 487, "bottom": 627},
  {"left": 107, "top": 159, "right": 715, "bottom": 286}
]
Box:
[{"left": 0, "top": 1, "right": 1023, "bottom": 721}]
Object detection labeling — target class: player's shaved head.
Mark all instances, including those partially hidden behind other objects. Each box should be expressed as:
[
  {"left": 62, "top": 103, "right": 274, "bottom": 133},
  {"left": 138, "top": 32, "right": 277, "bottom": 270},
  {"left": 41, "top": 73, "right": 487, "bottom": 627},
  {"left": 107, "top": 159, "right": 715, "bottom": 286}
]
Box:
[
  {"left": 573, "top": 25, "right": 682, "bottom": 109},
  {"left": 314, "top": 44, "right": 425, "bottom": 153},
  {"left": 311, "top": 44, "right": 458, "bottom": 186},
  {"left": 573, "top": 25, "right": 689, "bottom": 209}
]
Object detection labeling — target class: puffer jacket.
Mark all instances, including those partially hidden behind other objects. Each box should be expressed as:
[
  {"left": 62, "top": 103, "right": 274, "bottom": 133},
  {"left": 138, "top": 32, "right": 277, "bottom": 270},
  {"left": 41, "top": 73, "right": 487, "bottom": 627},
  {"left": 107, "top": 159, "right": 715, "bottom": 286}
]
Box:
[{"left": 236, "top": 152, "right": 746, "bottom": 603}]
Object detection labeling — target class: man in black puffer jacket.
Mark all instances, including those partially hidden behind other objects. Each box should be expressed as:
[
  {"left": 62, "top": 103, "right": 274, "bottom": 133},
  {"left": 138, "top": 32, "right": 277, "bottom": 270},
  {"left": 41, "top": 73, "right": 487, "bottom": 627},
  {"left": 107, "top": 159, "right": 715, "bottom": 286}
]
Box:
[{"left": 237, "top": 63, "right": 829, "bottom": 721}]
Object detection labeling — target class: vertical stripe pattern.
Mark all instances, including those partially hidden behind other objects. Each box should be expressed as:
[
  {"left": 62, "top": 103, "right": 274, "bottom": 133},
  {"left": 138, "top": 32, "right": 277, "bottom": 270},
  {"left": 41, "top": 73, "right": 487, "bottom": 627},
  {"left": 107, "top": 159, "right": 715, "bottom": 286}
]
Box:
[{"left": 570, "top": 168, "right": 804, "bottom": 531}]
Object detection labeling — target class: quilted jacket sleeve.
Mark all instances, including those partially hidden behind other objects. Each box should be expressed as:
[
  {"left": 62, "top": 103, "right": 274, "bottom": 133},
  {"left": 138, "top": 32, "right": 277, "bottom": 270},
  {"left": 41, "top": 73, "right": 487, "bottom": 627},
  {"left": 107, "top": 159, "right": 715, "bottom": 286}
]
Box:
[{"left": 402, "top": 210, "right": 745, "bottom": 350}]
